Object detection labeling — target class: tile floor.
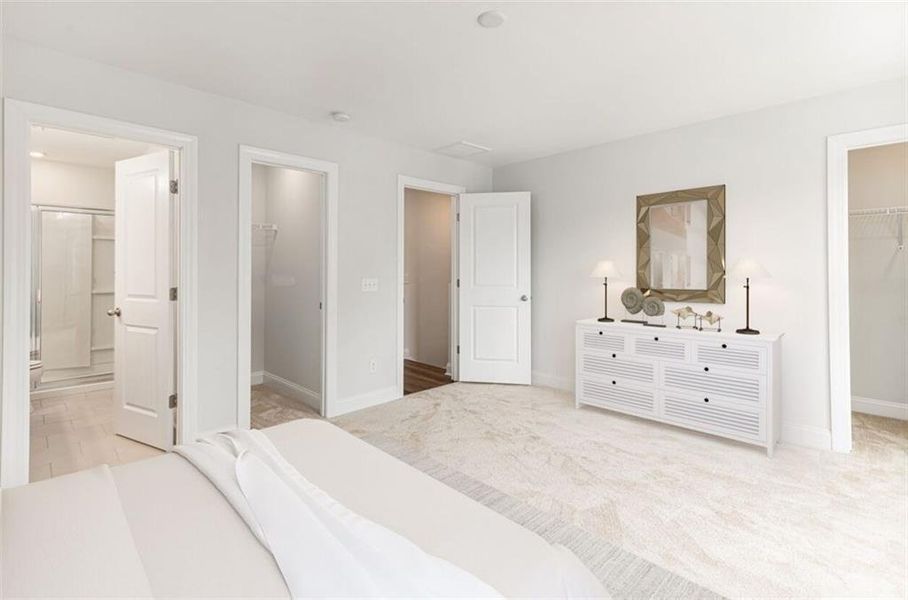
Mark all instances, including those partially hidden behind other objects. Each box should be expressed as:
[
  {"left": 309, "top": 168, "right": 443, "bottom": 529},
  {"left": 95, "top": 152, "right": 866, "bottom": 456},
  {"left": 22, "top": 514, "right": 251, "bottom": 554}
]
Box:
[
  {"left": 250, "top": 384, "right": 320, "bottom": 429},
  {"left": 29, "top": 387, "right": 163, "bottom": 482}
]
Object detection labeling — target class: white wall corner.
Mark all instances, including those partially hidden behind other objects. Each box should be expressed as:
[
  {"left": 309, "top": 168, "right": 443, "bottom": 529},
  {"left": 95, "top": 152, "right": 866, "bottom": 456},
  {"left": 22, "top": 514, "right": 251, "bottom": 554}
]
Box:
[
  {"left": 852, "top": 396, "right": 908, "bottom": 421},
  {"left": 781, "top": 422, "right": 833, "bottom": 450},
  {"left": 329, "top": 386, "right": 400, "bottom": 419},
  {"left": 262, "top": 371, "right": 320, "bottom": 412},
  {"left": 250, "top": 371, "right": 264, "bottom": 386},
  {"left": 532, "top": 371, "right": 574, "bottom": 392}
]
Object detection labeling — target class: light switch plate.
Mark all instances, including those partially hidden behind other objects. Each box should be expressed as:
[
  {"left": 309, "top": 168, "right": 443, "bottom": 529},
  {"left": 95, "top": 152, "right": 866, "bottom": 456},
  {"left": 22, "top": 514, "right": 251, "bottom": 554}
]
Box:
[{"left": 361, "top": 278, "right": 379, "bottom": 292}]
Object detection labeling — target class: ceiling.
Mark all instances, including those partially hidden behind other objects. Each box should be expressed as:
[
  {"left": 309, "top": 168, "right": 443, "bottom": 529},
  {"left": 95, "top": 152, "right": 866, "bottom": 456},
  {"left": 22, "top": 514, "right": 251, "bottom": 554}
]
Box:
[
  {"left": 5, "top": 2, "right": 906, "bottom": 167},
  {"left": 30, "top": 126, "right": 165, "bottom": 168}
]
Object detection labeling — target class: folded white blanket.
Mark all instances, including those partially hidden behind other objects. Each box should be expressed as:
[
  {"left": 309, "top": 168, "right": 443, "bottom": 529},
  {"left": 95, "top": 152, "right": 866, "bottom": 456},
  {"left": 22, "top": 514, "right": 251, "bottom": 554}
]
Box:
[{"left": 175, "top": 429, "right": 502, "bottom": 598}]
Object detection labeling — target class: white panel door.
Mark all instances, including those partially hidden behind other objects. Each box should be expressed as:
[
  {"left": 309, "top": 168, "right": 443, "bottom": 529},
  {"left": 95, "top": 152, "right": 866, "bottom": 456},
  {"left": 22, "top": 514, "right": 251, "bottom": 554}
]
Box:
[
  {"left": 458, "top": 192, "right": 531, "bottom": 384},
  {"left": 113, "top": 151, "right": 175, "bottom": 450}
]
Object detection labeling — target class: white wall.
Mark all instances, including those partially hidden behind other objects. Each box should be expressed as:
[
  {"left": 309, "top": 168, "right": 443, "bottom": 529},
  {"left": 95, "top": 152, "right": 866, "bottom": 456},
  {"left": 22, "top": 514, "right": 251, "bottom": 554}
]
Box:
[
  {"left": 30, "top": 159, "right": 114, "bottom": 210},
  {"left": 3, "top": 39, "right": 492, "bottom": 432},
  {"left": 404, "top": 189, "right": 451, "bottom": 369},
  {"left": 848, "top": 143, "right": 907, "bottom": 409},
  {"left": 493, "top": 78, "right": 908, "bottom": 449},
  {"left": 262, "top": 165, "right": 322, "bottom": 395}
]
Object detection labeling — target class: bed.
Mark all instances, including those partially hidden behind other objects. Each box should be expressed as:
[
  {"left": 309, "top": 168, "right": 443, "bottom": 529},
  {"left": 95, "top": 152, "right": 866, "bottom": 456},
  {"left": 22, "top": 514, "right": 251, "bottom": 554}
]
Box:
[{"left": 1, "top": 419, "right": 606, "bottom": 598}]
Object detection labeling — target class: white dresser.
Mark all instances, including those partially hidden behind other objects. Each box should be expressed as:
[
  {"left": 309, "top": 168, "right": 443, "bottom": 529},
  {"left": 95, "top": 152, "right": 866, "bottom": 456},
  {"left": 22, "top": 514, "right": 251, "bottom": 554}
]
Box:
[{"left": 575, "top": 320, "right": 782, "bottom": 456}]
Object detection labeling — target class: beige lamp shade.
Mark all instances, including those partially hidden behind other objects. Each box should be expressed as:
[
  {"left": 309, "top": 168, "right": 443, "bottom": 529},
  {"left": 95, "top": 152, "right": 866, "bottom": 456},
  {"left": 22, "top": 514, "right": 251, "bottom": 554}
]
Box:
[
  {"left": 729, "top": 258, "right": 771, "bottom": 280},
  {"left": 589, "top": 260, "right": 623, "bottom": 279}
]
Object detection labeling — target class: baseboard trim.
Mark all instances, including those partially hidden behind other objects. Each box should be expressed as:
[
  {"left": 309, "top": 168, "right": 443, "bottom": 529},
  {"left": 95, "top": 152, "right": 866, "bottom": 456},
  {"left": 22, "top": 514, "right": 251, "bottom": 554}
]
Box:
[
  {"left": 532, "top": 371, "right": 573, "bottom": 392},
  {"left": 852, "top": 396, "right": 908, "bottom": 420},
  {"left": 330, "top": 386, "right": 399, "bottom": 418},
  {"left": 261, "top": 371, "right": 321, "bottom": 412},
  {"left": 31, "top": 380, "right": 114, "bottom": 400},
  {"left": 781, "top": 422, "right": 832, "bottom": 450},
  {"left": 250, "top": 370, "right": 264, "bottom": 386}
]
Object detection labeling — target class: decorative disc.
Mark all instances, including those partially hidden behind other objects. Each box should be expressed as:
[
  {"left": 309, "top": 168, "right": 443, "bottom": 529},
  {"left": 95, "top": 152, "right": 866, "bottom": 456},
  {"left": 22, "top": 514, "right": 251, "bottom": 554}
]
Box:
[
  {"left": 642, "top": 296, "right": 665, "bottom": 317},
  {"left": 621, "top": 287, "right": 644, "bottom": 314}
]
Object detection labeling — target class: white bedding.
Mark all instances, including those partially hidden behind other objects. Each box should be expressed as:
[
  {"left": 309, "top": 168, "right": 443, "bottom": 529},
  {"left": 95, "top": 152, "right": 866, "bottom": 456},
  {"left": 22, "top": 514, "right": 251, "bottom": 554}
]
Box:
[{"left": 1, "top": 419, "right": 608, "bottom": 598}]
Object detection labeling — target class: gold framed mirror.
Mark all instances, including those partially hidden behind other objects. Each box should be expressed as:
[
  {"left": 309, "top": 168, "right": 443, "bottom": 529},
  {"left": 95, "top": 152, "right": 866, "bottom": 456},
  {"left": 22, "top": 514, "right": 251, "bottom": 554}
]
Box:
[{"left": 636, "top": 184, "right": 726, "bottom": 303}]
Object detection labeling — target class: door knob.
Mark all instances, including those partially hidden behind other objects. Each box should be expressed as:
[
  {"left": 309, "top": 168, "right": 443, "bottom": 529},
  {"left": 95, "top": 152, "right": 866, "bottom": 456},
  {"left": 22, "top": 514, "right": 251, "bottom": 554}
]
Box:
[
  {"left": 520, "top": 295, "right": 529, "bottom": 301},
  {"left": 107, "top": 307, "right": 121, "bottom": 317}
]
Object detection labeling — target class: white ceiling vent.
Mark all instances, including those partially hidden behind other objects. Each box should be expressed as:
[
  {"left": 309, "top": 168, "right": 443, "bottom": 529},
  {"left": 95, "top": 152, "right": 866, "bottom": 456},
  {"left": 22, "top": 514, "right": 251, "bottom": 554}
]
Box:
[{"left": 435, "top": 141, "right": 492, "bottom": 159}]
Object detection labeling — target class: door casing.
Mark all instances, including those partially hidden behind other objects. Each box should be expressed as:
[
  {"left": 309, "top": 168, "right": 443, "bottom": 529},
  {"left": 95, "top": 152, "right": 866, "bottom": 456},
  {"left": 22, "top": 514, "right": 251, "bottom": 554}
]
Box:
[
  {"left": 1, "top": 99, "right": 199, "bottom": 487},
  {"left": 236, "top": 146, "right": 338, "bottom": 423}
]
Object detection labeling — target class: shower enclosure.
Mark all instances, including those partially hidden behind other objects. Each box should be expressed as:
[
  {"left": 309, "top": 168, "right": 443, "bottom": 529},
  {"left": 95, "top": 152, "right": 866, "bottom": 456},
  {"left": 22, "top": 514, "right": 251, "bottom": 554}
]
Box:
[{"left": 31, "top": 205, "right": 115, "bottom": 389}]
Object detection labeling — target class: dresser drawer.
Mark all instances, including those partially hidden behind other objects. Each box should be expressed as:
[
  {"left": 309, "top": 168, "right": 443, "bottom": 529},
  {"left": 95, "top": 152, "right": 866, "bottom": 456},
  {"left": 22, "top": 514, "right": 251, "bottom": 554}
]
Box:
[
  {"left": 632, "top": 335, "right": 690, "bottom": 362},
  {"left": 579, "top": 352, "right": 656, "bottom": 385},
  {"left": 662, "top": 392, "right": 764, "bottom": 442},
  {"left": 662, "top": 363, "right": 765, "bottom": 405},
  {"left": 580, "top": 328, "right": 627, "bottom": 353},
  {"left": 694, "top": 341, "right": 766, "bottom": 373},
  {"left": 578, "top": 378, "right": 657, "bottom": 418}
]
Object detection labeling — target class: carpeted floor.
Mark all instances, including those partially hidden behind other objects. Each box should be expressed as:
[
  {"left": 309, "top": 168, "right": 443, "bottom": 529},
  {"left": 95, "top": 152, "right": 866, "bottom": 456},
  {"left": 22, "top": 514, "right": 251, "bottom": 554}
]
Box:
[{"left": 333, "top": 383, "right": 907, "bottom": 599}]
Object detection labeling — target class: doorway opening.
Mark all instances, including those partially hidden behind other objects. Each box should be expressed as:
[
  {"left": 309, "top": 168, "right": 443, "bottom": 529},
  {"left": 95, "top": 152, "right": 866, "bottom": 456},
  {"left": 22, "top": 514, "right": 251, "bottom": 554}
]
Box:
[
  {"left": 250, "top": 162, "right": 324, "bottom": 427},
  {"left": 827, "top": 124, "right": 908, "bottom": 453},
  {"left": 28, "top": 126, "right": 178, "bottom": 482},
  {"left": 237, "top": 146, "right": 337, "bottom": 426},
  {"left": 845, "top": 142, "right": 907, "bottom": 445},
  {"left": 403, "top": 188, "right": 457, "bottom": 394}
]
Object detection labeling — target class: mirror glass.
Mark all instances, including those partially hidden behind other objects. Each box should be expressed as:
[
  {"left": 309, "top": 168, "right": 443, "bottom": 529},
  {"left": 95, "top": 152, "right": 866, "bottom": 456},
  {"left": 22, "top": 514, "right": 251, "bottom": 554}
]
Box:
[{"left": 648, "top": 199, "right": 708, "bottom": 290}]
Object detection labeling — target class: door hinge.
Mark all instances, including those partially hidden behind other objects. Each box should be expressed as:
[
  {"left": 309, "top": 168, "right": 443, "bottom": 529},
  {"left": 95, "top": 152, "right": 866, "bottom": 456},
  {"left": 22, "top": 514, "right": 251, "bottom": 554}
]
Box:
[
  {"left": 456, "top": 213, "right": 460, "bottom": 222},
  {"left": 456, "top": 278, "right": 460, "bottom": 288},
  {"left": 457, "top": 345, "right": 460, "bottom": 354},
  {"left": 170, "top": 179, "right": 179, "bottom": 194},
  {"left": 168, "top": 393, "right": 178, "bottom": 409},
  {"left": 169, "top": 287, "right": 178, "bottom": 301},
  {"left": 319, "top": 301, "right": 323, "bottom": 310}
]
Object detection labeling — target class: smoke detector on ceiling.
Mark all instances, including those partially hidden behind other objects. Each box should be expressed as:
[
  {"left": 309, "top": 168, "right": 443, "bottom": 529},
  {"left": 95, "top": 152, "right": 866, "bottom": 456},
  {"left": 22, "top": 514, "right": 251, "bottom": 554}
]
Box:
[
  {"left": 477, "top": 10, "right": 506, "bottom": 28},
  {"left": 330, "top": 111, "right": 351, "bottom": 122},
  {"left": 435, "top": 141, "right": 492, "bottom": 159}
]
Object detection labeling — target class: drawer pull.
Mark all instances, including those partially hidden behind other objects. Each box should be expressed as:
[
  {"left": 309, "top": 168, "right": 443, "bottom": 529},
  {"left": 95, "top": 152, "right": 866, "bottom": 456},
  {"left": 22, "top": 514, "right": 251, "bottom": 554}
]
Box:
[
  {"left": 654, "top": 336, "right": 659, "bottom": 341},
  {"left": 611, "top": 380, "right": 616, "bottom": 385},
  {"left": 598, "top": 331, "right": 603, "bottom": 335},
  {"left": 704, "top": 397, "right": 710, "bottom": 403},
  {"left": 721, "top": 343, "right": 727, "bottom": 349},
  {"left": 611, "top": 353, "right": 617, "bottom": 358},
  {"left": 704, "top": 367, "right": 709, "bottom": 372}
]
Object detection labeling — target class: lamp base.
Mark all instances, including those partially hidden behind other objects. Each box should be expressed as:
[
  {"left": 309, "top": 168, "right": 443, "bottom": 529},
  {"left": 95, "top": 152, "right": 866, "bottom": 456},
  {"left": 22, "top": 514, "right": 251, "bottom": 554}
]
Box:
[
  {"left": 735, "top": 327, "right": 760, "bottom": 335},
  {"left": 597, "top": 317, "right": 614, "bottom": 323}
]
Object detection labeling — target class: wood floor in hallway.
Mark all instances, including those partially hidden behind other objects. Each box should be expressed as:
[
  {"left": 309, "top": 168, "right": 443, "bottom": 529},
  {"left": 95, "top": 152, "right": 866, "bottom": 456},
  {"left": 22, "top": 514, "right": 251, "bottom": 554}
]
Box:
[{"left": 403, "top": 359, "right": 452, "bottom": 395}]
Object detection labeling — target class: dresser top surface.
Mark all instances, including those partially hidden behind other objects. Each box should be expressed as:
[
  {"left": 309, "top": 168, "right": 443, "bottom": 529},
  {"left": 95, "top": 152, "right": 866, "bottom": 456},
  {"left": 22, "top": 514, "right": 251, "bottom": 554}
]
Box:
[{"left": 576, "top": 318, "right": 783, "bottom": 342}]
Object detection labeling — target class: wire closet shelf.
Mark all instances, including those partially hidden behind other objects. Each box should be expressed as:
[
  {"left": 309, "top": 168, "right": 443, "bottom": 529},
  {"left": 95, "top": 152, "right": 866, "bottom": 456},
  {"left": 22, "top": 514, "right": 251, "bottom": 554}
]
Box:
[{"left": 848, "top": 205, "right": 907, "bottom": 251}]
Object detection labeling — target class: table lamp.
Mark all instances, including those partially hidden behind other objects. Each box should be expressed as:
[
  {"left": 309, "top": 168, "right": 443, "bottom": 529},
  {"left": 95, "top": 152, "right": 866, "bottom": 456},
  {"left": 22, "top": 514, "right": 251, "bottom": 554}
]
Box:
[
  {"left": 730, "top": 258, "right": 771, "bottom": 335},
  {"left": 589, "top": 260, "right": 623, "bottom": 323}
]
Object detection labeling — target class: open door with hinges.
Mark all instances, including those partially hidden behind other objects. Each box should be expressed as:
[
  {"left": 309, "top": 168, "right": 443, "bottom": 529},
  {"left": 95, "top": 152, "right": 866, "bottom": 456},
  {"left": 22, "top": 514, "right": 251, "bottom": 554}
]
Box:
[{"left": 112, "top": 150, "right": 177, "bottom": 450}]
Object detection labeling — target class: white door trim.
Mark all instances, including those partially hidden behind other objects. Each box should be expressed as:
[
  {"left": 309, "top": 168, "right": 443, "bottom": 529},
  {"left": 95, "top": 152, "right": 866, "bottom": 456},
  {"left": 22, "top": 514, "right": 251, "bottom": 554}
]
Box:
[
  {"left": 396, "top": 176, "right": 466, "bottom": 397},
  {"left": 827, "top": 123, "right": 908, "bottom": 453},
  {"left": 237, "top": 145, "right": 338, "bottom": 423},
  {"left": 1, "top": 99, "right": 199, "bottom": 487}
]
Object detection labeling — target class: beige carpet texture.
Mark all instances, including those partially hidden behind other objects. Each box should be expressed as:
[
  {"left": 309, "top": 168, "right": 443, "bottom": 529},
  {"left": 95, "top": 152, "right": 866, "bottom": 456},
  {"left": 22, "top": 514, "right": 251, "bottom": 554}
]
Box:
[{"left": 334, "top": 383, "right": 907, "bottom": 599}]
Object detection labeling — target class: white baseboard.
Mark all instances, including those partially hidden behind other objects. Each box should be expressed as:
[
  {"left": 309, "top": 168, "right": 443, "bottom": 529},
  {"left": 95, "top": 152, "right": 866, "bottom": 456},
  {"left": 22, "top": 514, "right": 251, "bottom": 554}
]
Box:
[
  {"left": 781, "top": 422, "right": 832, "bottom": 450},
  {"left": 329, "top": 386, "right": 399, "bottom": 418},
  {"left": 31, "top": 380, "right": 114, "bottom": 400},
  {"left": 852, "top": 396, "right": 908, "bottom": 420},
  {"left": 532, "top": 371, "right": 574, "bottom": 392},
  {"left": 250, "top": 370, "right": 264, "bottom": 386},
  {"left": 261, "top": 371, "right": 321, "bottom": 412}
]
